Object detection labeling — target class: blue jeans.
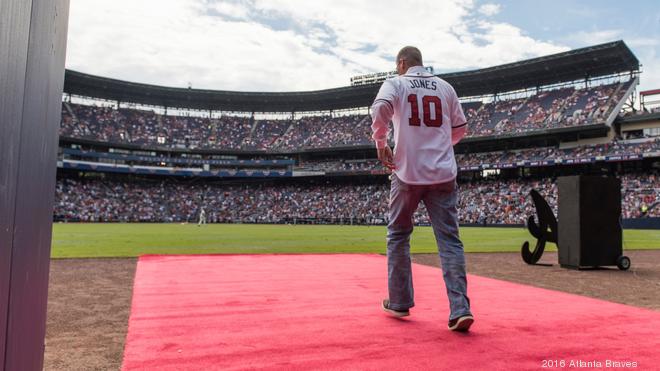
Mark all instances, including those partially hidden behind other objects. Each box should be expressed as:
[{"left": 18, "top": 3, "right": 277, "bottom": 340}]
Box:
[{"left": 386, "top": 174, "right": 472, "bottom": 320}]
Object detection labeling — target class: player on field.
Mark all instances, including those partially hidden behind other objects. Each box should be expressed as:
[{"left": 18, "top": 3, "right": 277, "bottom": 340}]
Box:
[
  {"left": 198, "top": 207, "right": 207, "bottom": 226},
  {"left": 371, "top": 46, "right": 473, "bottom": 331}
]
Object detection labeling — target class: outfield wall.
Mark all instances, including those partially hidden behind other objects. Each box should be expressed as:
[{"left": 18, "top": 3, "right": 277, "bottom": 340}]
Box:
[
  {"left": 51, "top": 218, "right": 660, "bottom": 229},
  {"left": 621, "top": 217, "right": 660, "bottom": 230}
]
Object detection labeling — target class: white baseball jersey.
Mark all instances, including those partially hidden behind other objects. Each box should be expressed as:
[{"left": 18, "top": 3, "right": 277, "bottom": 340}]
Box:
[{"left": 371, "top": 65, "right": 467, "bottom": 185}]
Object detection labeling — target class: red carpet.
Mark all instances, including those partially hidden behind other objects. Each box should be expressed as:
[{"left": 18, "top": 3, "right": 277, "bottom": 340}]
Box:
[{"left": 123, "top": 254, "right": 660, "bottom": 370}]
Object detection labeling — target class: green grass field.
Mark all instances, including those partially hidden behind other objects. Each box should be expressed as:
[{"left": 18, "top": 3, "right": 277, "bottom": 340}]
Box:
[{"left": 51, "top": 223, "right": 660, "bottom": 258}]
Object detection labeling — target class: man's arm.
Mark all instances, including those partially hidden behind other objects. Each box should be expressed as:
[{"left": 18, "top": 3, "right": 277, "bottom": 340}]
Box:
[
  {"left": 371, "top": 80, "right": 396, "bottom": 169},
  {"left": 449, "top": 86, "right": 468, "bottom": 145}
]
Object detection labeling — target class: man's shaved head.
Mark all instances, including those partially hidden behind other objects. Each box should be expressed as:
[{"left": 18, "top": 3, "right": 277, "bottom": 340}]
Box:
[{"left": 396, "top": 46, "right": 423, "bottom": 66}]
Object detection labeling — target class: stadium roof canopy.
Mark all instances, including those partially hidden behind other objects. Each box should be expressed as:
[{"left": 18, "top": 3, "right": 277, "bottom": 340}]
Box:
[{"left": 64, "top": 41, "right": 639, "bottom": 113}]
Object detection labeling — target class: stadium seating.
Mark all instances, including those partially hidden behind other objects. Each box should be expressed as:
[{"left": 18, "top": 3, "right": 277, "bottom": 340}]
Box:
[
  {"left": 297, "top": 138, "right": 660, "bottom": 172},
  {"left": 53, "top": 171, "right": 659, "bottom": 224},
  {"left": 243, "top": 119, "right": 291, "bottom": 149},
  {"left": 59, "top": 80, "right": 633, "bottom": 150},
  {"left": 55, "top": 75, "right": 657, "bottom": 226}
]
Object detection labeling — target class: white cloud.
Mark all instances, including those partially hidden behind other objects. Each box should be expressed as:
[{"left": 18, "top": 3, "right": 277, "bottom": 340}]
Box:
[
  {"left": 478, "top": 3, "right": 501, "bottom": 17},
  {"left": 565, "top": 29, "right": 660, "bottom": 94},
  {"left": 570, "top": 29, "right": 623, "bottom": 46},
  {"left": 627, "top": 37, "right": 660, "bottom": 48},
  {"left": 66, "top": 0, "right": 569, "bottom": 92},
  {"left": 637, "top": 49, "right": 660, "bottom": 94},
  {"left": 211, "top": 1, "right": 249, "bottom": 19}
]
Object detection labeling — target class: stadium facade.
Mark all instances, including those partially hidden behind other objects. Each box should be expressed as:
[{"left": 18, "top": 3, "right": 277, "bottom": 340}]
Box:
[{"left": 55, "top": 41, "right": 660, "bottom": 227}]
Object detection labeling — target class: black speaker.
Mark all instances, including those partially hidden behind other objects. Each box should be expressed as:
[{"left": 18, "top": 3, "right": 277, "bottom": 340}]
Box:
[{"left": 557, "top": 175, "right": 626, "bottom": 269}]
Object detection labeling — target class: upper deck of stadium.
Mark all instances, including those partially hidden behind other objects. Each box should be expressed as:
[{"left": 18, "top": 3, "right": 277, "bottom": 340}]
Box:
[{"left": 64, "top": 41, "right": 639, "bottom": 113}]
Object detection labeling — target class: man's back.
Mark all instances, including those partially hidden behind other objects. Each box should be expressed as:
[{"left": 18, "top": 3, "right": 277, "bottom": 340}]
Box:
[
  {"left": 373, "top": 46, "right": 473, "bottom": 331},
  {"left": 372, "top": 65, "right": 467, "bottom": 184}
]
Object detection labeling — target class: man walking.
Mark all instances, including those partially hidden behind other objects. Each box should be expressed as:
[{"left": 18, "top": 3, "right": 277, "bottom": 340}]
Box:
[{"left": 371, "top": 46, "right": 473, "bottom": 331}]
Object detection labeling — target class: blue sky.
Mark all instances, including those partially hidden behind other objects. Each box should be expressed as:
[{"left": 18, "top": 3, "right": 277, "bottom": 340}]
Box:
[
  {"left": 486, "top": 0, "right": 659, "bottom": 91},
  {"left": 66, "top": 0, "right": 659, "bottom": 94},
  {"left": 493, "top": 1, "right": 658, "bottom": 52},
  {"left": 491, "top": 0, "right": 658, "bottom": 43}
]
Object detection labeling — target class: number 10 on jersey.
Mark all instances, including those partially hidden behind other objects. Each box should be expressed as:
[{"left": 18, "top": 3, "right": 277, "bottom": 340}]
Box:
[{"left": 407, "top": 94, "right": 443, "bottom": 127}]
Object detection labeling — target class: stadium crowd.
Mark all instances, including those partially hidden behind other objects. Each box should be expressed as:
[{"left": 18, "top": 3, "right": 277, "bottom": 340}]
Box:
[
  {"left": 278, "top": 115, "right": 372, "bottom": 149},
  {"left": 54, "top": 171, "right": 659, "bottom": 225},
  {"left": 457, "top": 138, "right": 660, "bottom": 167},
  {"left": 297, "top": 138, "right": 660, "bottom": 172},
  {"left": 59, "top": 80, "right": 632, "bottom": 150},
  {"left": 297, "top": 159, "right": 383, "bottom": 173},
  {"left": 460, "top": 81, "right": 630, "bottom": 137}
]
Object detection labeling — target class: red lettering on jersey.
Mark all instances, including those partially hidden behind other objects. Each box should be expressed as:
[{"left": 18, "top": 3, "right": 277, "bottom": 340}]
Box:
[
  {"left": 407, "top": 94, "right": 443, "bottom": 127},
  {"left": 422, "top": 96, "right": 442, "bottom": 127},
  {"left": 407, "top": 94, "right": 421, "bottom": 126}
]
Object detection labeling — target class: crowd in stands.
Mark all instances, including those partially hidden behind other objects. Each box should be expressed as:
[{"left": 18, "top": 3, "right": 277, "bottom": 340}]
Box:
[
  {"left": 277, "top": 115, "right": 372, "bottom": 149},
  {"left": 60, "top": 103, "right": 255, "bottom": 150},
  {"left": 297, "top": 159, "right": 382, "bottom": 173},
  {"left": 622, "top": 173, "right": 660, "bottom": 218},
  {"left": 457, "top": 137, "right": 660, "bottom": 167},
  {"left": 297, "top": 138, "right": 660, "bottom": 172},
  {"left": 54, "top": 171, "right": 659, "bottom": 224},
  {"left": 61, "top": 103, "right": 373, "bottom": 150},
  {"left": 242, "top": 119, "right": 290, "bottom": 150},
  {"left": 56, "top": 136, "right": 659, "bottom": 176},
  {"left": 466, "top": 81, "right": 631, "bottom": 138},
  {"left": 457, "top": 178, "right": 557, "bottom": 225},
  {"left": 54, "top": 179, "right": 389, "bottom": 224},
  {"left": 59, "top": 80, "right": 633, "bottom": 150}
]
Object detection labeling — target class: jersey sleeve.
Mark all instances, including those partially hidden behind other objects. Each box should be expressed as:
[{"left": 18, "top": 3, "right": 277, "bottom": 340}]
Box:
[
  {"left": 449, "top": 86, "right": 467, "bottom": 145},
  {"left": 371, "top": 79, "right": 397, "bottom": 149}
]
